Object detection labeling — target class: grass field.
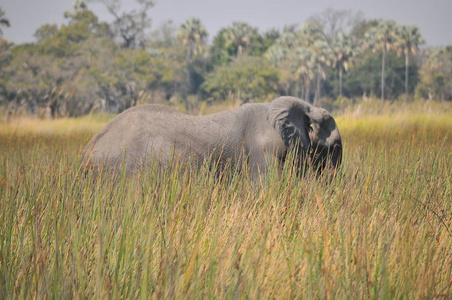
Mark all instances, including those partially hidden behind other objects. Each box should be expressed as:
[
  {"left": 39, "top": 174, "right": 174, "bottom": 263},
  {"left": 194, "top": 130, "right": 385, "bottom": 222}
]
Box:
[{"left": 1, "top": 101, "right": 451, "bottom": 299}]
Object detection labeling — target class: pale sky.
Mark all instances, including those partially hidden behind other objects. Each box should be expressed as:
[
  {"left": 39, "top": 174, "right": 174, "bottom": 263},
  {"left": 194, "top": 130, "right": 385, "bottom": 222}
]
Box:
[{"left": 2, "top": 0, "right": 452, "bottom": 47}]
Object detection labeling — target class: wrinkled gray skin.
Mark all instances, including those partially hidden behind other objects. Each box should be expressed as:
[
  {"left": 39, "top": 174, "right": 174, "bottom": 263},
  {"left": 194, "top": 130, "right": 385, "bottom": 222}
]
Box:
[{"left": 81, "top": 96, "right": 342, "bottom": 177}]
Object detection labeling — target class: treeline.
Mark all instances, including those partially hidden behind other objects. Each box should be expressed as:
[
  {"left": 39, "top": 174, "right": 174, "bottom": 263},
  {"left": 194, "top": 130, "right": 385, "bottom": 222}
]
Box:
[{"left": 0, "top": 1, "right": 451, "bottom": 117}]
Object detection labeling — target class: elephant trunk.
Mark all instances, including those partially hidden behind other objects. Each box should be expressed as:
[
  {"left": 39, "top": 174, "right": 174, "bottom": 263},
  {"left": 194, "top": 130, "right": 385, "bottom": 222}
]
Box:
[
  {"left": 330, "top": 141, "right": 342, "bottom": 170},
  {"left": 310, "top": 140, "right": 342, "bottom": 173}
]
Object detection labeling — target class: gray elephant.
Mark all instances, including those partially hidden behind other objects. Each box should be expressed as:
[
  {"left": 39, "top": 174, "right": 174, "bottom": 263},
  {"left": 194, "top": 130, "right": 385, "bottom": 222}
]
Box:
[{"left": 81, "top": 96, "right": 342, "bottom": 177}]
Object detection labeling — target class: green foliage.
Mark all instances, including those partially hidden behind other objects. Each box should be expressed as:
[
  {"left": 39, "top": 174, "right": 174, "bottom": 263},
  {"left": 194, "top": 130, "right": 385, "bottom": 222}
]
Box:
[
  {"left": 1, "top": 105, "right": 451, "bottom": 298},
  {"left": 0, "top": 6, "right": 451, "bottom": 118},
  {"left": 35, "top": 10, "right": 110, "bottom": 57},
  {"left": 177, "top": 17, "right": 209, "bottom": 97},
  {"left": 0, "top": 38, "right": 12, "bottom": 104},
  {"left": 2, "top": 44, "right": 63, "bottom": 113},
  {"left": 247, "top": 32, "right": 277, "bottom": 57},
  {"left": 416, "top": 46, "right": 452, "bottom": 100},
  {"left": 1, "top": 7, "right": 188, "bottom": 116},
  {"left": 265, "top": 27, "right": 316, "bottom": 100},
  {"left": 208, "top": 23, "right": 273, "bottom": 68},
  {"left": 208, "top": 28, "right": 236, "bottom": 67},
  {"left": 178, "top": 17, "right": 208, "bottom": 60},
  {"left": 329, "top": 51, "right": 419, "bottom": 100},
  {"left": 147, "top": 21, "right": 188, "bottom": 96},
  {"left": 350, "top": 19, "right": 379, "bottom": 40},
  {"left": 203, "top": 56, "right": 279, "bottom": 101},
  {"left": 222, "top": 21, "right": 258, "bottom": 57}
]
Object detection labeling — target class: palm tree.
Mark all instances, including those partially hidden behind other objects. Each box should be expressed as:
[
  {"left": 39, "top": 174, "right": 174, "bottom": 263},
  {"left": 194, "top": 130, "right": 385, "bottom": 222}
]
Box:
[
  {"left": 298, "top": 21, "right": 323, "bottom": 47},
  {"left": 329, "top": 32, "right": 357, "bottom": 96},
  {"left": 0, "top": 7, "right": 10, "bottom": 37},
  {"left": 311, "top": 40, "right": 332, "bottom": 104},
  {"left": 223, "top": 22, "right": 257, "bottom": 57},
  {"left": 365, "top": 20, "right": 400, "bottom": 104},
  {"left": 178, "top": 18, "right": 208, "bottom": 111},
  {"left": 178, "top": 17, "right": 208, "bottom": 63},
  {"left": 295, "top": 23, "right": 329, "bottom": 104},
  {"left": 266, "top": 44, "right": 293, "bottom": 95},
  {"left": 291, "top": 47, "right": 316, "bottom": 102},
  {"left": 397, "top": 25, "right": 424, "bottom": 103},
  {"left": 265, "top": 30, "right": 298, "bottom": 95},
  {"left": 276, "top": 29, "right": 297, "bottom": 49},
  {"left": 265, "top": 44, "right": 286, "bottom": 65}
]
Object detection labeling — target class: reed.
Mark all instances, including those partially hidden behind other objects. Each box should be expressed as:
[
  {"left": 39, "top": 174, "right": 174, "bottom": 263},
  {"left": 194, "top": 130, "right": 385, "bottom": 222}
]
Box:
[{"left": 1, "top": 103, "right": 451, "bottom": 299}]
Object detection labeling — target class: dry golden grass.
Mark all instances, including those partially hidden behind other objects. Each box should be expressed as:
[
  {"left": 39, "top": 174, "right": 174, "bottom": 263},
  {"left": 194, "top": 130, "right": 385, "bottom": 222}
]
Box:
[{"left": 0, "top": 101, "right": 451, "bottom": 298}]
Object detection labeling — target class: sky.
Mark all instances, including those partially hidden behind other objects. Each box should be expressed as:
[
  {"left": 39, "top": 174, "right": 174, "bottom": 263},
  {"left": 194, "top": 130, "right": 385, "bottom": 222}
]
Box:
[{"left": 1, "top": 0, "right": 452, "bottom": 47}]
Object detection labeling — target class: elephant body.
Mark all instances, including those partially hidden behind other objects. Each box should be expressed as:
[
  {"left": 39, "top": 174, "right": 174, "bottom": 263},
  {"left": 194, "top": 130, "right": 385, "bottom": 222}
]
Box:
[{"left": 81, "top": 97, "right": 342, "bottom": 176}]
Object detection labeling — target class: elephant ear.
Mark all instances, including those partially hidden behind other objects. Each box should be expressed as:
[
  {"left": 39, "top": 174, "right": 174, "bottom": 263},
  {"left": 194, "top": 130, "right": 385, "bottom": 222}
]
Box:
[{"left": 267, "top": 96, "right": 311, "bottom": 152}]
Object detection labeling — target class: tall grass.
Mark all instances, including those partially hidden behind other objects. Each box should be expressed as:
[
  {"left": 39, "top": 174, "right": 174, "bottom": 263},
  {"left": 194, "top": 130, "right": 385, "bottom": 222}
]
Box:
[{"left": 0, "top": 104, "right": 451, "bottom": 298}]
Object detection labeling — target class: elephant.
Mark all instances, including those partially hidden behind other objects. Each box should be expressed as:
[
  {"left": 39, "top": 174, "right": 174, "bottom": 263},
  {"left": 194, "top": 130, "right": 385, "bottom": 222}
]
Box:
[{"left": 81, "top": 96, "right": 342, "bottom": 177}]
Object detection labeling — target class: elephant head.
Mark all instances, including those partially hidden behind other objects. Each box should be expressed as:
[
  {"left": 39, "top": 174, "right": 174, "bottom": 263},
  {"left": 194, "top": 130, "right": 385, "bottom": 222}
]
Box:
[{"left": 267, "top": 97, "right": 342, "bottom": 173}]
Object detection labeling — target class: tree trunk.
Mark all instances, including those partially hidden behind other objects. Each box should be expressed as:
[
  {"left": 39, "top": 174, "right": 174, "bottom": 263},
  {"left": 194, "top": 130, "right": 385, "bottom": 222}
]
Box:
[
  {"left": 405, "top": 51, "right": 410, "bottom": 104},
  {"left": 185, "top": 68, "right": 190, "bottom": 113},
  {"left": 295, "top": 81, "right": 299, "bottom": 99},
  {"left": 237, "top": 45, "right": 243, "bottom": 57},
  {"left": 381, "top": 41, "right": 387, "bottom": 106},
  {"left": 305, "top": 84, "right": 310, "bottom": 103},
  {"left": 314, "top": 71, "right": 321, "bottom": 105},
  {"left": 300, "top": 82, "right": 304, "bottom": 100},
  {"left": 185, "top": 46, "right": 192, "bottom": 113}
]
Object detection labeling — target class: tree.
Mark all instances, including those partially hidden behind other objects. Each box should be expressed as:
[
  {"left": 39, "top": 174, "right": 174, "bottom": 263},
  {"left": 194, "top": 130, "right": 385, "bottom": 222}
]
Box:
[
  {"left": 266, "top": 44, "right": 293, "bottom": 95},
  {"left": 308, "top": 10, "right": 362, "bottom": 98},
  {"left": 311, "top": 40, "right": 332, "bottom": 104},
  {"left": 0, "top": 7, "right": 10, "bottom": 37},
  {"left": 6, "top": 6, "right": 171, "bottom": 116},
  {"left": 2, "top": 45, "right": 65, "bottom": 115},
  {"left": 291, "top": 47, "right": 316, "bottom": 102},
  {"left": 0, "top": 7, "right": 11, "bottom": 105},
  {"left": 333, "top": 50, "right": 416, "bottom": 100},
  {"left": 309, "top": 8, "right": 363, "bottom": 41},
  {"left": 259, "top": 28, "right": 282, "bottom": 52},
  {"left": 396, "top": 25, "right": 424, "bottom": 103},
  {"left": 265, "top": 29, "right": 299, "bottom": 96},
  {"left": 223, "top": 22, "right": 258, "bottom": 57},
  {"left": 208, "top": 28, "right": 237, "bottom": 67},
  {"left": 364, "top": 20, "right": 401, "bottom": 104},
  {"left": 73, "top": 0, "right": 88, "bottom": 11},
  {"left": 147, "top": 20, "right": 186, "bottom": 102},
  {"left": 297, "top": 22, "right": 334, "bottom": 104},
  {"left": 203, "top": 56, "right": 279, "bottom": 102},
  {"left": 35, "top": 9, "right": 111, "bottom": 57},
  {"left": 177, "top": 17, "right": 208, "bottom": 110},
  {"left": 350, "top": 19, "right": 379, "bottom": 40},
  {"left": 329, "top": 32, "right": 357, "bottom": 96},
  {"left": 416, "top": 47, "right": 452, "bottom": 101},
  {"left": 149, "top": 20, "right": 177, "bottom": 48},
  {"left": 13, "top": 9, "right": 117, "bottom": 116},
  {"left": 178, "top": 17, "right": 208, "bottom": 63},
  {"left": 93, "top": 0, "right": 154, "bottom": 48},
  {"left": 266, "top": 23, "right": 334, "bottom": 103}
]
